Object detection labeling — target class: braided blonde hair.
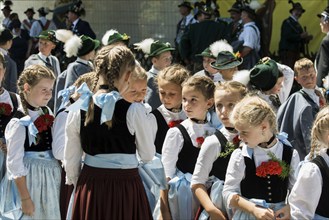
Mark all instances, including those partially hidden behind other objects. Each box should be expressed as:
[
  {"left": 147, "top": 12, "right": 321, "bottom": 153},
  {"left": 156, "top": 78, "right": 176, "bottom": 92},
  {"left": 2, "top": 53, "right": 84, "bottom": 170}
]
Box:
[
  {"left": 230, "top": 95, "right": 278, "bottom": 134},
  {"left": 85, "top": 45, "right": 135, "bottom": 127},
  {"left": 310, "top": 106, "right": 329, "bottom": 159},
  {"left": 17, "top": 65, "right": 55, "bottom": 115}
]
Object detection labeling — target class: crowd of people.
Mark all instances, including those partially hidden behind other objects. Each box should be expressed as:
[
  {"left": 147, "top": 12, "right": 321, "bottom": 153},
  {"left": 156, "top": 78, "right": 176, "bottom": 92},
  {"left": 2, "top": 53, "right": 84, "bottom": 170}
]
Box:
[{"left": 0, "top": 0, "right": 328, "bottom": 220}]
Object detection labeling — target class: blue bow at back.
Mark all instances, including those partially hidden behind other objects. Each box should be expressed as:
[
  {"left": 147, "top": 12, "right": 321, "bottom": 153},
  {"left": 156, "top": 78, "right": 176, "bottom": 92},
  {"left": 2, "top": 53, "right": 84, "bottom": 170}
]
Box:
[
  {"left": 93, "top": 91, "right": 121, "bottom": 124},
  {"left": 58, "top": 85, "right": 76, "bottom": 110},
  {"left": 66, "top": 83, "right": 93, "bottom": 112}
]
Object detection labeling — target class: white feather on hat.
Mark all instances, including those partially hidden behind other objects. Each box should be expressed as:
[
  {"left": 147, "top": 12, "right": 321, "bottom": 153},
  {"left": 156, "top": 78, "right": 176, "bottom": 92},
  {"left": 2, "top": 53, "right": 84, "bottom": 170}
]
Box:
[
  {"left": 134, "top": 38, "right": 155, "bottom": 55},
  {"left": 209, "top": 40, "right": 233, "bottom": 58},
  {"left": 55, "top": 29, "right": 73, "bottom": 43},
  {"left": 101, "top": 29, "right": 118, "bottom": 46},
  {"left": 0, "top": 2, "right": 5, "bottom": 32},
  {"left": 249, "top": 0, "right": 262, "bottom": 11},
  {"left": 64, "top": 35, "right": 82, "bottom": 58},
  {"left": 232, "top": 69, "right": 250, "bottom": 86}
]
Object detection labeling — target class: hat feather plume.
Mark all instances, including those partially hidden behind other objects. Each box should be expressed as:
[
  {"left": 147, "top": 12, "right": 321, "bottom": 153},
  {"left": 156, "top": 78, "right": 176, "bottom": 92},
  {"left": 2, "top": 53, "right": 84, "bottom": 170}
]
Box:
[
  {"left": 134, "top": 38, "right": 155, "bottom": 54},
  {"left": 249, "top": 0, "right": 261, "bottom": 10},
  {"left": 101, "top": 29, "right": 118, "bottom": 46},
  {"left": 55, "top": 29, "right": 73, "bottom": 43},
  {"left": 233, "top": 70, "right": 250, "bottom": 86},
  {"left": 0, "top": 2, "right": 5, "bottom": 32},
  {"left": 209, "top": 39, "right": 233, "bottom": 58},
  {"left": 64, "top": 35, "right": 82, "bottom": 58}
]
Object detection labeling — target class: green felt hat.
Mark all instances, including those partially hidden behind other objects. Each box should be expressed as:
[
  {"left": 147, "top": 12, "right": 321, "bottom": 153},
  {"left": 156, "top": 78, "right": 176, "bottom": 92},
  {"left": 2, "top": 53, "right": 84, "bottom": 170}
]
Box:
[
  {"left": 210, "top": 51, "right": 242, "bottom": 70},
  {"left": 38, "top": 30, "right": 58, "bottom": 44},
  {"left": 78, "top": 35, "right": 100, "bottom": 56},
  {"left": 196, "top": 47, "right": 215, "bottom": 59},
  {"left": 149, "top": 41, "right": 175, "bottom": 57},
  {"left": 107, "top": 32, "right": 130, "bottom": 45},
  {"left": 249, "top": 59, "right": 279, "bottom": 91}
]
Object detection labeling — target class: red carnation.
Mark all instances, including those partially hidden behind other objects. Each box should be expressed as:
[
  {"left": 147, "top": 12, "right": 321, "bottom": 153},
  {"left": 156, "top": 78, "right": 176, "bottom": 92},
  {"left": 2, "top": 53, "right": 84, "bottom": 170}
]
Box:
[
  {"left": 0, "top": 103, "right": 12, "bottom": 116},
  {"left": 196, "top": 137, "right": 205, "bottom": 147},
  {"left": 256, "top": 160, "right": 283, "bottom": 178},
  {"left": 232, "top": 135, "right": 240, "bottom": 146},
  {"left": 34, "top": 114, "right": 54, "bottom": 133},
  {"left": 168, "top": 120, "right": 183, "bottom": 128}
]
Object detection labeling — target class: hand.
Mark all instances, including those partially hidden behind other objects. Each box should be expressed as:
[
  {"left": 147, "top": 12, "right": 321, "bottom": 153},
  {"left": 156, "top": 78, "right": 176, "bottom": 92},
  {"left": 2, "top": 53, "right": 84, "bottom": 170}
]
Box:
[
  {"left": 252, "top": 206, "right": 275, "bottom": 220},
  {"left": 208, "top": 207, "right": 227, "bottom": 220},
  {"left": 0, "top": 140, "right": 7, "bottom": 153},
  {"left": 21, "top": 198, "right": 35, "bottom": 217},
  {"left": 275, "top": 204, "right": 290, "bottom": 220}
]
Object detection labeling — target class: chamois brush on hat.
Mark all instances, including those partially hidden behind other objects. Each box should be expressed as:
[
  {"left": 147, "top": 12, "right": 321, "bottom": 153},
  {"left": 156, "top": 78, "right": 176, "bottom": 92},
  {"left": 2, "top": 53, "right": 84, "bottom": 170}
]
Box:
[
  {"left": 101, "top": 29, "right": 130, "bottom": 46},
  {"left": 196, "top": 40, "right": 233, "bottom": 58},
  {"left": 134, "top": 38, "right": 175, "bottom": 58}
]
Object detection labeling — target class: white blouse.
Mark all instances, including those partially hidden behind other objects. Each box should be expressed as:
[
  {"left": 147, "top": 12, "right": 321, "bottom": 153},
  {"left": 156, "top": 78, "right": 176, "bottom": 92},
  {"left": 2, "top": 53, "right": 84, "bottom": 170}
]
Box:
[
  {"left": 157, "top": 104, "right": 187, "bottom": 124},
  {"left": 222, "top": 141, "right": 300, "bottom": 209},
  {"left": 5, "top": 107, "right": 54, "bottom": 179},
  {"left": 289, "top": 148, "right": 329, "bottom": 219},
  {"left": 191, "top": 127, "right": 238, "bottom": 186},
  {"left": 0, "top": 89, "right": 21, "bottom": 116},
  {"left": 52, "top": 110, "right": 68, "bottom": 161},
  {"left": 161, "top": 118, "right": 216, "bottom": 179},
  {"left": 64, "top": 101, "right": 157, "bottom": 186}
]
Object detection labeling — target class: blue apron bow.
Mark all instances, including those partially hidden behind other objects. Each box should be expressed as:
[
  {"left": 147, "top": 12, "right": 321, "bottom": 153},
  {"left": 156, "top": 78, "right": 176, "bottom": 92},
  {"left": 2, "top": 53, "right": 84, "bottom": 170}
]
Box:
[
  {"left": 66, "top": 83, "right": 92, "bottom": 112},
  {"left": 58, "top": 85, "right": 76, "bottom": 110},
  {"left": 93, "top": 91, "right": 121, "bottom": 124},
  {"left": 19, "top": 116, "right": 38, "bottom": 146}
]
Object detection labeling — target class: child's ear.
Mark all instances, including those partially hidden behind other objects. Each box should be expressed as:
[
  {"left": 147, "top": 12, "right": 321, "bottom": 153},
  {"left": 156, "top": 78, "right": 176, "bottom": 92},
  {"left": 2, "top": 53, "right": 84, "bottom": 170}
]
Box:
[
  {"left": 206, "top": 98, "right": 214, "bottom": 110},
  {"left": 23, "top": 83, "right": 30, "bottom": 93}
]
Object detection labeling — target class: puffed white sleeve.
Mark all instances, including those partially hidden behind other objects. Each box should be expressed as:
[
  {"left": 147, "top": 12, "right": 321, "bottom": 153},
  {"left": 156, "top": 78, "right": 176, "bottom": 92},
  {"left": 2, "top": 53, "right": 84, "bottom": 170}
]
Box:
[
  {"left": 277, "top": 62, "right": 294, "bottom": 103},
  {"left": 191, "top": 135, "right": 221, "bottom": 185},
  {"left": 288, "top": 149, "right": 300, "bottom": 190},
  {"left": 126, "top": 102, "right": 156, "bottom": 162},
  {"left": 5, "top": 118, "right": 28, "bottom": 179},
  {"left": 289, "top": 162, "right": 322, "bottom": 220},
  {"left": 52, "top": 111, "right": 68, "bottom": 160},
  {"left": 222, "top": 148, "right": 245, "bottom": 209},
  {"left": 63, "top": 110, "right": 83, "bottom": 186},
  {"left": 161, "top": 127, "right": 184, "bottom": 179}
]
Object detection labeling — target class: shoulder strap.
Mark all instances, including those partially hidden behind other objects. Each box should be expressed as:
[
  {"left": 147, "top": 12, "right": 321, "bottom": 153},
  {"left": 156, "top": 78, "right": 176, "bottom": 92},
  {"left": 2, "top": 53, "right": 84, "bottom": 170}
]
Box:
[
  {"left": 312, "top": 155, "right": 329, "bottom": 177},
  {"left": 37, "top": 20, "right": 45, "bottom": 30},
  {"left": 55, "top": 107, "right": 67, "bottom": 117},
  {"left": 176, "top": 124, "right": 193, "bottom": 146},
  {"left": 299, "top": 90, "right": 317, "bottom": 105},
  {"left": 214, "top": 130, "right": 228, "bottom": 152},
  {"left": 8, "top": 92, "right": 18, "bottom": 113},
  {"left": 151, "top": 109, "right": 168, "bottom": 127}
]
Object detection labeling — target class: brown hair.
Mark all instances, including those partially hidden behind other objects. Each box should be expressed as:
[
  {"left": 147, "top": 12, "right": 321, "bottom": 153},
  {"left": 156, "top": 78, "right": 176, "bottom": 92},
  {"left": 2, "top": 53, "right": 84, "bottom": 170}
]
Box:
[
  {"left": 310, "top": 106, "right": 329, "bottom": 159},
  {"left": 156, "top": 64, "right": 190, "bottom": 87},
  {"left": 130, "top": 64, "right": 147, "bottom": 81},
  {"left": 85, "top": 45, "right": 135, "bottom": 127},
  {"left": 17, "top": 65, "right": 55, "bottom": 115},
  {"left": 182, "top": 75, "right": 215, "bottom": 100},
  {"left": 294, "top": 58, "right": 314, "bottom": 76},
  {"left": 230, "top": 95, "right": 277, "bottom": 133},
  {"left": 215, "top": 81, "right": 248, "bottom": 98}
]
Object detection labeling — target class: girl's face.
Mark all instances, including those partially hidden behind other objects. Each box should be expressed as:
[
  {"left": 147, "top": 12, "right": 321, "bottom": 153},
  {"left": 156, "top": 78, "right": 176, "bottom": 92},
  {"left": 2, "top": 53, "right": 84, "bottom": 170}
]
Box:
[
  {"left": 215, "top": 90, "right": 241, "bottom": 128},
  {"left": 24, "top": 78, "right": 54, "bottom": 108},
  {"left": 235, "top": 123, "right": 264, "bottom": 147},
  {"left": 0, "top": 63, "right": 6, "bottom": 84},
  {"left": 267, "top": 76, "right": 284, "bottom": 94},
  {"left": 38, "top": 39, "right": 55, "bottom": 56},
  {"left": 182, "top": 86, "right": 213, "bottom": 120},
  {"left": 158, "top": 79, "right": 182, "bottom": 109},
  {"left": 124, "top": 78, "right": 147, "bottom": 103}
]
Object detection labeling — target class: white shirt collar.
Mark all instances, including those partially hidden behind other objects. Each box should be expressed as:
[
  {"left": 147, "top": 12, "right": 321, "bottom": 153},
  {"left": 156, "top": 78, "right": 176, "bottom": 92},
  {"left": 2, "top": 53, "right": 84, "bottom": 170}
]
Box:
[{"left": 0, "top": 47, "right": 8, "bottom": 56}]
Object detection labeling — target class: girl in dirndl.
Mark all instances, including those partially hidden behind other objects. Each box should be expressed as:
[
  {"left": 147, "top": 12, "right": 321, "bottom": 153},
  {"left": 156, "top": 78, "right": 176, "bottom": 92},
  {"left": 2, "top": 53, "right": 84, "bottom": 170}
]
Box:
[
  {"left": 222, "top": 96, "right": 300, "bottom": 220},
  {"left": 64, "top": 45, "right": 156, "bottom": 220},
  {"left": 0, "top": 64, "right": 61, "bottom": 219}
]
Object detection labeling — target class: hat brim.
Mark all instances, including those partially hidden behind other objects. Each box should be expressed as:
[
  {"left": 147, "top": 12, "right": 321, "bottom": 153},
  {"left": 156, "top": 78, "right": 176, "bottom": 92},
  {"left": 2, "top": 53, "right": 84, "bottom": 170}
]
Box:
[
  {"left": 178, "top": 4, "right": 193, "bottom": 9},
  {"left": 150, "top": 48, "right": 175, "bottom": 57},
  {"left": 290, "top": 8, "right": 305, "bottom": 13},
  {"left": 210, "top": 58, "right": 243, "bottom": 70},
  {"left": 195, "top": 52, "right": 215, "bottom": 58},
  {"left": 107, "top": 38, "right": 130, "bottom": 46},
  {"left": 228, "top": 8, "right": 241, "bottom": 13}
]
